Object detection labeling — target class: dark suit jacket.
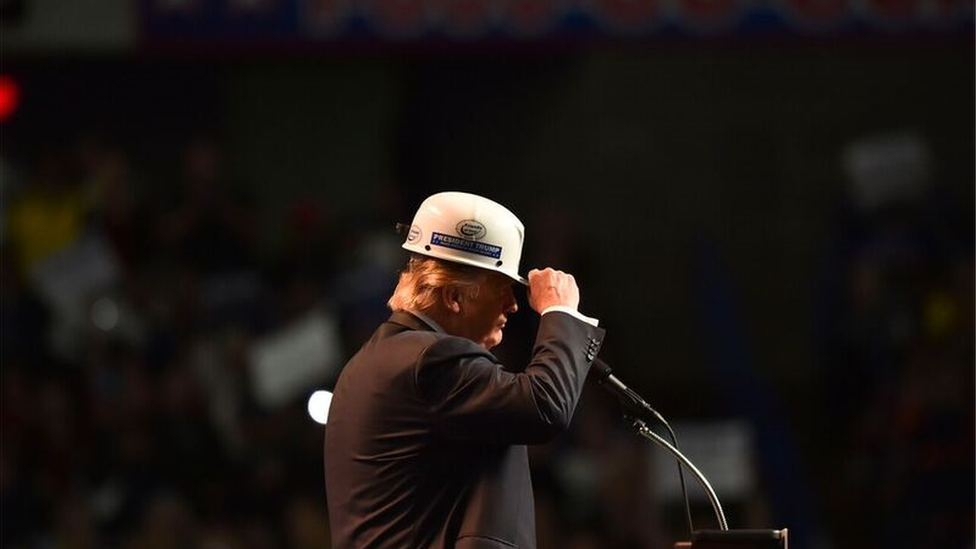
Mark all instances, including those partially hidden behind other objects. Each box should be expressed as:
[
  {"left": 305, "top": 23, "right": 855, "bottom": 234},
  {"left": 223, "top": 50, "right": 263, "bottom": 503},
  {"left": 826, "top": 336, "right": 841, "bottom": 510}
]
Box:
[{"left": 324, "top": 309, "right": 605, "bottom": 549}]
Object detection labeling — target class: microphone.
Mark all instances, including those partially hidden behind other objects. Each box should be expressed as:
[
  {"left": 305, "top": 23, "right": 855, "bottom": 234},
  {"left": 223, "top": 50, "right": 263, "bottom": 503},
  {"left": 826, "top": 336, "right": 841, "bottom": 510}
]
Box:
[{"left": 589, "top": 358, "right": 666, "bottom": 425}]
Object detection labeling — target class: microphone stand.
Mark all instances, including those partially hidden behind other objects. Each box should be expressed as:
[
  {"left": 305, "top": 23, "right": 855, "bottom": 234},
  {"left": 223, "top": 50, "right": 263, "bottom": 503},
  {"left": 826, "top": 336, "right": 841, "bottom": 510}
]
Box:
[
  {"left": 627, "top": 416, "right": 728, "bottom": 531},
  {"left": 596, "top": 362, "right": 788, "bottom": 548}
]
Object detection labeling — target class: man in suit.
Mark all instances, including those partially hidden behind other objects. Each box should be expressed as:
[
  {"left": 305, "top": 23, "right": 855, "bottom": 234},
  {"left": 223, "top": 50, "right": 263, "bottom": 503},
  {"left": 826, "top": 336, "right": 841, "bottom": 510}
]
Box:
[{"left": 324, "top": 191, "right": 605, "bottom": 549}]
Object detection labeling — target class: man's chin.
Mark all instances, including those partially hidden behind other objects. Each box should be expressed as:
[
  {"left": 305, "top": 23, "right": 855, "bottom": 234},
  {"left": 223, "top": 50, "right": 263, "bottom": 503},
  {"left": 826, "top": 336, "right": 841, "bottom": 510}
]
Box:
[{"left": 482, "top": 332, "right": 503, "bottom": 350}]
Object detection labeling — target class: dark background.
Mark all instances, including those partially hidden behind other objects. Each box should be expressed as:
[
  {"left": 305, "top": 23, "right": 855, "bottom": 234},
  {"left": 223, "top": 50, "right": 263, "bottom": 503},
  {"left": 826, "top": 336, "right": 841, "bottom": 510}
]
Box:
[{"left": 1, "top": 2, "right": 973, "bottom": 548}]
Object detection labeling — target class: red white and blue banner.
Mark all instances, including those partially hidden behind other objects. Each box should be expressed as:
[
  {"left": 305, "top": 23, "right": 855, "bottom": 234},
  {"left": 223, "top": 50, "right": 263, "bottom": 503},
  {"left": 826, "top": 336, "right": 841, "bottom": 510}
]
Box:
[{"left": 139, "top": 0, "right": 974, "bottom": 44}]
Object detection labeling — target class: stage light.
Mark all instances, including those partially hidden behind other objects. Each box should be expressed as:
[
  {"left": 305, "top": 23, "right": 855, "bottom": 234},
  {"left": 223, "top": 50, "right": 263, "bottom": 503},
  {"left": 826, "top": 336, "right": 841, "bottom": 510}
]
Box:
[
  {"left": 0, "top": 76, "right": 20, "bottom": 123},
  {"left": 308, "top": 390, "right": 333, "bottom": 425}
]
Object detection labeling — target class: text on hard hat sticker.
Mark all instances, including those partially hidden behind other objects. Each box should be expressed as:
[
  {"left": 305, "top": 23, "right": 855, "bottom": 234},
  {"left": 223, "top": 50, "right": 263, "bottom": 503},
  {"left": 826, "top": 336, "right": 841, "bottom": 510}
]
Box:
[
  {"left": 455, "top": 220, "right": 487, "bottom": 240},
  {"left": 431, "top": 232, "right": 502, "bottom": 259},
  {"left": 407, "top": 225, "right": 422, "bottom": 243}
]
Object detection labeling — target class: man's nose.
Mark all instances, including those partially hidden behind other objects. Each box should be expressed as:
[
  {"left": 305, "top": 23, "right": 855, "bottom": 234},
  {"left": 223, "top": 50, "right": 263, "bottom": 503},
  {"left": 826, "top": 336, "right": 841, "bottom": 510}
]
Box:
[{"left": 504, "top": 288, "right": 518, "bottom": 314}]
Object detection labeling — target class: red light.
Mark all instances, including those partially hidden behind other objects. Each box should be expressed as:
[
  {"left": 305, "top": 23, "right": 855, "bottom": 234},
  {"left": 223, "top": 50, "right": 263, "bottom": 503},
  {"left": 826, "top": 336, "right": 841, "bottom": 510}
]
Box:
[{"left": 0, "top": 76, "right": 20, "bottom": 123}]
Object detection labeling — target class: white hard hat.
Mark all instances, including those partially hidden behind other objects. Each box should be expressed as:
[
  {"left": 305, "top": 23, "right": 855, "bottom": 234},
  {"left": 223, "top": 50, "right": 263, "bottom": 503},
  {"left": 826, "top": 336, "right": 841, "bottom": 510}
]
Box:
[{"left": 401, "top": 191, "right": 527, "bottom": 285}]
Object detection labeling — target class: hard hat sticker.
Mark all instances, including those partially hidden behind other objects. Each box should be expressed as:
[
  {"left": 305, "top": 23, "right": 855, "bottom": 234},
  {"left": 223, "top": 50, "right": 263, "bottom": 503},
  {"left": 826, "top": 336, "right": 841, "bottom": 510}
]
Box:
[
  {"left": 431, "top": 232, "right": 502, "bottom": 259},
  {"left": 406, "top": 225, "right": 422, "bottom": 243},
  {"left": 455, "top": 220, "right": 487, "bottom": 240}
]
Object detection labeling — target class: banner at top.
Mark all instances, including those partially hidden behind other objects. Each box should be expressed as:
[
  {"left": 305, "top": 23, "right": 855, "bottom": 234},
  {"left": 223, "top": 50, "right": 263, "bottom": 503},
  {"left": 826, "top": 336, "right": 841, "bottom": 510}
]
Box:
[{"left": 139, "top": 0, "right": 974, "bottom": 43}]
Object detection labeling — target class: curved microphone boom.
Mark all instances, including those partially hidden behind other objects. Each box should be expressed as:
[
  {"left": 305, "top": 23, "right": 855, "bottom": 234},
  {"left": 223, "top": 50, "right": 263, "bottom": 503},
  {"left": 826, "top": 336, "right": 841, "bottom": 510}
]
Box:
[{"left": 589, "top": 358, "right": 728, "bottom": 532}]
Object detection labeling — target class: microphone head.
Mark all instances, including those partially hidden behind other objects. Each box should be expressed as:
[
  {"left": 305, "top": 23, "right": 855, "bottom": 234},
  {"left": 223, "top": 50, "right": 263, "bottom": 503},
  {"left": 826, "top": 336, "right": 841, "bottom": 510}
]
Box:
[{"left": 590, "top": 357, "right": 612, "bottom": 380}]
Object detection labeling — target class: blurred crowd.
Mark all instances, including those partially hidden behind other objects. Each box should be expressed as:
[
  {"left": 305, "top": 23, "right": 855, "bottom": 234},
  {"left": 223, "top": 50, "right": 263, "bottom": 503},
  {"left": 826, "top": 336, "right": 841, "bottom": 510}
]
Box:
[
  {"left": 2, "top": 133, "right": 339, "bottom": 549},
  {"left": 0, "top": 128, "right": 972, "bottom": 549},
  {"left": 816, "top": 134, "right": 974, "bottom": 549}
]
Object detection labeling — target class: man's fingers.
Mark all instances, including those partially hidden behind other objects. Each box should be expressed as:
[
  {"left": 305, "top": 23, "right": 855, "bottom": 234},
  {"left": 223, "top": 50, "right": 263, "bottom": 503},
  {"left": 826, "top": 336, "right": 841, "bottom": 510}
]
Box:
[{"left": 525, "top": 266, "right": 581, "bottom": 313}]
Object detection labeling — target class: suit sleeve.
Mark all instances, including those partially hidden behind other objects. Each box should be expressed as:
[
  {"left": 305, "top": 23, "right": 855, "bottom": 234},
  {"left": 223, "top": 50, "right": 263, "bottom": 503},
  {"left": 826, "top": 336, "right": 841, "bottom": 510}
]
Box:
[{"left": 415, "top": 311, "right": 606, "bottom": 445}]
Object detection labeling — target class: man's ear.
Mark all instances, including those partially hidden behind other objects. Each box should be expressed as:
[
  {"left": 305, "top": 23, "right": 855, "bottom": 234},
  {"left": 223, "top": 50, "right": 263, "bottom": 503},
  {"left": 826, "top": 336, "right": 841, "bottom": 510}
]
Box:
[{"left": 441, "top": 285, "right": 463, "bottom": 314}]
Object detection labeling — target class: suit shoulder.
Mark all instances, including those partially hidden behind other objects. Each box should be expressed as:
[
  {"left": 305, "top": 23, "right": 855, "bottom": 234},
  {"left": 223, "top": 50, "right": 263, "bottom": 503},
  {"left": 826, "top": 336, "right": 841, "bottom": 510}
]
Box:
[
  {"left": 413, "top": 336, "right": 499, "bottom": 398},
  {"left": 419, "top": 335, "right": 495, "bottom": 366}
]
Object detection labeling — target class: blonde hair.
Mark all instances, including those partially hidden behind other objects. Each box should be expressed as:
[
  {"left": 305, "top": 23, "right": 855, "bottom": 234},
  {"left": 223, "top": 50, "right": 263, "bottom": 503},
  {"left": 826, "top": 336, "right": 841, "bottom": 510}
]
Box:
[{"left": 388, "top": 256, "right": 487, "bottom": 312}]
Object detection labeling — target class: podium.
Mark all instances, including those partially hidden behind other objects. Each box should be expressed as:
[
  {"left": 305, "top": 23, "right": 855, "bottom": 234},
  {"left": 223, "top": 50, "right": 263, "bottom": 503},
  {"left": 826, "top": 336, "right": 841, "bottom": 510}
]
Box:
[{"left": 675, "top": 529, "right": 788, "bottom": 549}]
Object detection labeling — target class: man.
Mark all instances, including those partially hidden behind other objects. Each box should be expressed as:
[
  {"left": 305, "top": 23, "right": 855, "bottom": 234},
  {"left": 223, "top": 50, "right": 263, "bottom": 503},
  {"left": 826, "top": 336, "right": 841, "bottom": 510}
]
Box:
[{"left": 324, "top": 191, "right": 605, "bottom": 549}]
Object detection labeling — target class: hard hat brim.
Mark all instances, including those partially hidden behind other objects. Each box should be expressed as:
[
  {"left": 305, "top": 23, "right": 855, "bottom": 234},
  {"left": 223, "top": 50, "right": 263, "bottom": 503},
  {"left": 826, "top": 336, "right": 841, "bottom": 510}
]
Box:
[{"left": 403, "top": 244, "right": 527, "bottom": 286}]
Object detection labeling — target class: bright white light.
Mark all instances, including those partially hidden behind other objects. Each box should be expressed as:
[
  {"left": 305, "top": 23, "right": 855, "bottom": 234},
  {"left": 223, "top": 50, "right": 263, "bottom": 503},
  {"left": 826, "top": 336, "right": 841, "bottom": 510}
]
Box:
[
  {"left": 91, "top": 297, "right": 119, "bottom": 331},
  {"left": 308, "top": 390, "right": 333, "bottom": 425}
]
